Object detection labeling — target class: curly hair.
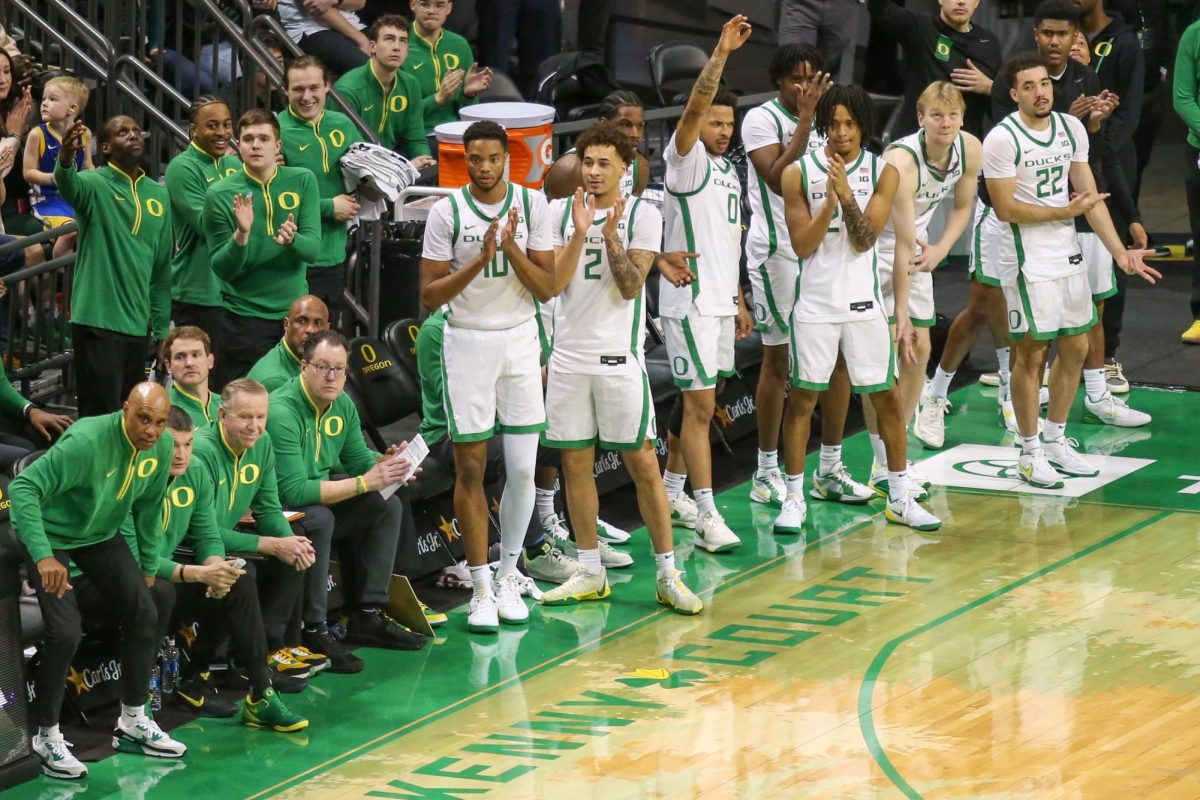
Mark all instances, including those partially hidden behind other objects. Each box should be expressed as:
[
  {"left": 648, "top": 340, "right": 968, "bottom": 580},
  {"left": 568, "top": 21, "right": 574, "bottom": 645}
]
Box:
[
  {"left": 574, "top": 120, "right": 635, "bottom": 168},
  {"left": 814, "top": 84, "right": 876, "bottom": 143}
]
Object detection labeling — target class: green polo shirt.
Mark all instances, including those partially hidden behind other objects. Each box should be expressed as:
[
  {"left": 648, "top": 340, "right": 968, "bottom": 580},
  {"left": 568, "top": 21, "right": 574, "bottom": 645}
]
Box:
[
  {"left": 403, "top": 23, "right": 477, "bottom": 130},
  {"left": 247, "top": 339, "right": 302, "bottom": 392},
  {"left": 168, "top": 382, "right": 219, "bottom": 428},
  {"left": 333, "top": 60, "right": 429, "bottom": 157},
  {"left": 165, "top": 142, "right": 242, "bottom": 306}
]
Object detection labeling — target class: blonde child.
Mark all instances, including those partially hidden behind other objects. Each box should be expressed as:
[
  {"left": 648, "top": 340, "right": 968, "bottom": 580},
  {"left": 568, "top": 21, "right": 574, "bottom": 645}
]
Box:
[{"left": 22, "top": 76, "right": 92, "bottom": 259}]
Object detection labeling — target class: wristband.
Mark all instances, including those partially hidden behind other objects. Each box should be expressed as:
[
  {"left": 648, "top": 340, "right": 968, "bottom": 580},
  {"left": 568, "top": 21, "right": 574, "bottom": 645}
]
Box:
[{"left": 356, "top": 475, "right": 367, "bottom": 495}]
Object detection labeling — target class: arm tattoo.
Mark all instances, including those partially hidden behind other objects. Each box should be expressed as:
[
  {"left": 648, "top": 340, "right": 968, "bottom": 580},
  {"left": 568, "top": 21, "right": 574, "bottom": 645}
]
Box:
[
  {"left": 691, "top": 52, "right": 728, "bottom": 107},
  {"left": 606, "top": 235, "right": 652, "bottom": 299},
  {"left": 840, "top": 198, "right": 877, "bottom": 251}
]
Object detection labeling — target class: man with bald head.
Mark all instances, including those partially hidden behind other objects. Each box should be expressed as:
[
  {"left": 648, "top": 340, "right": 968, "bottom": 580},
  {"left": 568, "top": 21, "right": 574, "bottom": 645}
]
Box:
[
  {"left": 12, "top": 383, "right": 183, "bottom": 779},
  {"left": 56, "top": 116, "right": 172, "bottom": 417},
  {"left": 248, "top": 294, "right": 330, "bottom": 391}
]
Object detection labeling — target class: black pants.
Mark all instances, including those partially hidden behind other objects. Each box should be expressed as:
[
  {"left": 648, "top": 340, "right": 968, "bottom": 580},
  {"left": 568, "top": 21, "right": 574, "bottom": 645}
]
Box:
[
  {"left": 306, "top": 264, "right": 346, "bottom": 331},
  {"left": 73, "top": 324, "right": 148, "bottom": 418},
  {"left": 171, "top": 301, "right": 225, "bottom": 376},
  {"left": 298, "top": 29, "right": 368, "bottom": 76},
  {"left": 296, "top": 491, "right": 403, "bottom": 627},
  {"left": 173, "top": 562, "right": 271, "bottom": 697},
  {"left": 26, "top": 535, "right": 159, "bottom": 726},
  {"left": 1132, "top": 82, "right": 1169, "bottom": 204},
  {"left": 476, "top": 0, "right": 561, "bottom": 97},
  {"left": 1187, "top": 144, "right": 1200, "bottom": 321},
  {"left": 219, "top": 312, "right": 282, "bottom": 389}
]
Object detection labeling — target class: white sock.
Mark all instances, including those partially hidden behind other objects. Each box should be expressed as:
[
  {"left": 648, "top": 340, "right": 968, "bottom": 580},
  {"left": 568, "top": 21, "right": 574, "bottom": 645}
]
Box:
[
  {"left": 469, "top": 564, "right": 494, "bottom": 597},
  {"left": 1021, "top": 435, "right": 1041, "bottom": 456},
  {"left": 535, "top": 487, "right": 557, "bottom": 522},
  {"left": 887, "top": 470, "right": 909, "bottom": 504},
  {"left": 929, "top": 366, "right": 954, "bottom": 399},
  {"left": 663, "top": 470, "right": 687, "bottom": 501},
  {"left": 38, "top": 724, "right": 60, "bottom": 738},
  {"left": 499, "top": 434, "right": 538, "bottom": 579},
  {"left": 996, "top": 347, "right": 1011, "bottom": 385},
  {"left": 122, "top": 703, "right": 146, "bottom": 722},
  {"left": 818, "top": 444, "right": 841, "bottom": 475},
  {"left": 577, "top": 548, "right": 602, "bottom": 576},
  {"left": 868, "top": 433, "right": 888, "bottom": 468},
  {"left": 694, "top": 488, "right": 716, "bottom": 516},
  {"left": 653, "top": 550, "right": 676, "bottom": 577},
  {"left": 757, "top": 449, "right": 778, "bottom": 472},
  {"left": 785, "top": 472, "right": 804, "bottom": 500},
  {"left": 497, "top": 549, "right": 522, "bottom": 579},
  {"left": 1043, "top": 419, "right": 1066, "bottom": 443},
  {"left": 1083, "top": 368, "right": 1107, "bottom": 403}
]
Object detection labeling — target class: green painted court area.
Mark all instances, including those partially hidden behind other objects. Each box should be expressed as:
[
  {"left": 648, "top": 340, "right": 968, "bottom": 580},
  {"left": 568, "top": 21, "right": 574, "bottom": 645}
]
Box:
[{"left": 11, "top": 383, "right": 1200, "bottom": 799}]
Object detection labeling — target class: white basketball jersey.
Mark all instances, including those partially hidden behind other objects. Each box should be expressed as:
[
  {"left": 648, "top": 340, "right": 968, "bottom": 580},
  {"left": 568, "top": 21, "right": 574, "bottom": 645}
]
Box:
[
  {"left": 876, "top": 130, "right": 965, "bottom": 264},
  {"left": 793, "top": 149, "right": 887, "bottom": 324},
  {"left": 661, "top": 134, "right": 742, "bottom": 319},
  {"left": 744, "top": 98, "right": 826, "bottom": 265},
  {"left": 548, "top": 195, "right": 663, "bottom": 374},
  {"left": 983, "top": 111, "right": 1088, "bottom": 282}
]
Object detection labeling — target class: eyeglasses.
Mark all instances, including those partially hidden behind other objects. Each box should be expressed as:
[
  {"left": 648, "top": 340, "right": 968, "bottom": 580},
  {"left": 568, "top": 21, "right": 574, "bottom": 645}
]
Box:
[
  {"left": 307, "top": 362, "right": 348, "bottom": 378},
  {"left": 416, "top": 0, "right": 451, "bottom": 10}
]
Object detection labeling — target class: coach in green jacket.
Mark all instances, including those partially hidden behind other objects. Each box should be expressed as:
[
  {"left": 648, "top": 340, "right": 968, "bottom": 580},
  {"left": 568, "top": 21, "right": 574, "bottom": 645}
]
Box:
[
  {"left": 58, "top": 117, "right": 172, "bottom": 418},
  {"left": 404, "top": 6, "right": 490, "bottom": 129},
  {"left": 203, "top": 109, "right": 321, "bottom": 386},
  {"left": 268, "top": 330, "right": 424, "bottom": 672},
  {"left": 164, "top": 325, "right": 221, "bottom": 428},
  {"left": 248, "top": 295, "right": 330, "bottom": 392}
]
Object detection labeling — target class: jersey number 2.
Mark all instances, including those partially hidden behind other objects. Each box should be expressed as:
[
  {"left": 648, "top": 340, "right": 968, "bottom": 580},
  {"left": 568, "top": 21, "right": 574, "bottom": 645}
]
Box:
[{"left": 583, "top": 248, "right": 602, "bottom": 280}]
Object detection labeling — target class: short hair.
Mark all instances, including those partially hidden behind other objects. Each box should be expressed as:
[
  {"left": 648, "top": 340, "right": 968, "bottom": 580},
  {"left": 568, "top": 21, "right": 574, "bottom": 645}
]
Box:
[
  {"left": 712, "top": 88, "right": 739, "bottom": 111},
  {"left": 1033, "top": 0, "right": 1082, "bottom": 28},
  {"left": 916, "top": 81, "right": 967, "bottom": 115},
  {"left": 598, "top": 90, "right": 643, "bottom": 122},
  {"left": 188, "top": 95, "right": 230, "bottom": 125},
  {"left": 815, "top": 84, "right": 876, "bottom": 143},
  {"left": 574, "top": 121, "right": 635, "bottom": 168},
  {"left": 162, "top": 325, "right": 212, "bottom": 360},
  {"left": 300, "top": 329, "right": 350, "bottom": 362},
  {"left": 167, "top": 406, "right": 195, "bottom": 433},
  {"left": 284, "top": 55, "right": 330, "bottom": 87},
  {"left": 220, "top": 378, "right": 268, "bottom": 408},
  {"left": 768, "top": 44, "right": 823, "bottom": 86},
  {"left": 367, "top": 14, "right": 411, "bottom": 42},
  {"left": 1003, "top": 51, "right": 1051, "bottom": 90},
  {"left": 236, "top": 108, "right": 280, "bottom": 139},
  {"left": 463, "top": 120, "right": 508, "bottom": 151},
  {"left": 44, "top": 76, "right": 89, "bottom": 112}
]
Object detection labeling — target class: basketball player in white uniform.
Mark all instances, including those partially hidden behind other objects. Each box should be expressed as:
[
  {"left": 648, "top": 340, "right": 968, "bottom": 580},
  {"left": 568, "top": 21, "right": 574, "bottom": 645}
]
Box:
[
  {"left": 661, "top": 16, "right": 754, "bottom": 553},
  {"left": 983, "top": 53, "right": 1158, "bottom": 489},
  {"left": 420, "top": 121, "right": 557, "bottom": 633},
  {"left": 539, "top": 121, "right": 703, "bottom": 614},
  {"left": 778, "top": 84, "right": 942, "bottom": 534},
  {"left": 864, "top": 82, "right": 981, "bottom": 487},
  {"left": 742, "top": 45, "right": 874, "bottom": 509}
]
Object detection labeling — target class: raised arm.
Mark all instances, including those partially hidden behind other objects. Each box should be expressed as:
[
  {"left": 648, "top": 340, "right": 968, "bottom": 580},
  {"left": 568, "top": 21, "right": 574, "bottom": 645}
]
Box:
[
  {"left": 746, "top": 73, "right": 831, "bottom": 195},
  {"left": 674, "top": 15, "right": 752, "bottom": 157}
]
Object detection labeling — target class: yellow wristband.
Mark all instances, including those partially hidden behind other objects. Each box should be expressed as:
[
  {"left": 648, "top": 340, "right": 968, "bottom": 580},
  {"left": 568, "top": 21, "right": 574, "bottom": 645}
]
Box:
[{"left": 356, "top": 476, "right": 367, "bottom": 495}]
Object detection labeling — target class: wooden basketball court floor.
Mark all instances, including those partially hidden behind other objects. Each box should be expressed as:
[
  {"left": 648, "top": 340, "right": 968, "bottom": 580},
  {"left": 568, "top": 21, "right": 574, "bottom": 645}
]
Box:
[{"left": 11, "top": 383, "right": 1200, "bottom": 800}]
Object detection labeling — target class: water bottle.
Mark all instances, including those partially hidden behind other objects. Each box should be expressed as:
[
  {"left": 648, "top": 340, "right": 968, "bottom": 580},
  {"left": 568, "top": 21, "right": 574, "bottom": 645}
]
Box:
[
  {"left": 161, "top": 638, "right": 180, "bottom": 695},
  {"left": 149, "top": 666, "right": 162, "bottom": 711}
]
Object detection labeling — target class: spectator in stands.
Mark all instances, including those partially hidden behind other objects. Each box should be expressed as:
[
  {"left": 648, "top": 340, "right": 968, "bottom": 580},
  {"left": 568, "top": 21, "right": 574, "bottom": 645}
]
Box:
[
  {"left": 218, "top": 33, "right": 288, "bottom": 110},
  {"left": 477, "top": 0, "right": 560, "bottom": 98},
  {"left": 249, "top": 294, "right": 331, "bottom": 390},
  {"left": 0, "top": 24, "right": 20, "bottom": 60},
  {"left": 165, "top": 325, "right": 220, "bottom": 426},
  {"left": 0, "top": 354, "right": 71, "bottom": 469},
  {"left": 203, "top": 109, "right": 321, "bottom": 386},
  {"left": 59, "top": 116, "right": 172, "bottom": 417},
  {"left": 147, "top": 0, "right": 246, "bottom": 99},
  {"left": 334, "top": 16, "right": 436, "bottom": 162},
  {"left": 277, "top": 0, "right": 370, "bottom": 77},
  {"left": 13, "top": 383, "right": 181, "bottom": 779},
  {"left": 1176, "top": 14, "right": 1200, "bottom": 343},
  {"left": 1111, "top": 0, "right": 1173, "bottom": 202},
  {"left": 190, "top": 379, "right": 325, "bottom": 683},
  {"left": 867, "top": 0, "right": 1002, "bottom": 137},
  {"left": 269, "top": 330, "right": 425, "bottom": 672},
  {"left": 157, "top": 407, "right": 309, "bottom": 729},
  {"left": 778, "top": 0, "right": 861, "bottom": 75},
  {"left": 404, "top": 0, "right": 492, "bottom": 129},
  {"left": 166, "top": 96, "right": 241, "bottom": 363},
  {"left": 0, "top": 48, "right": 36, "bottom": 237},
  {"left": 23, "top": 77, "right": 93, "bottom": 261},
  {"left": 281, "top": 56, "right": 364, "bottom": 324}
]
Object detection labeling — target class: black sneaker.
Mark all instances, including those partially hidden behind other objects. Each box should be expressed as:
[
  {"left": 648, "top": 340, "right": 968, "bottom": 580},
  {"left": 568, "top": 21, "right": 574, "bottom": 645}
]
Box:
[
  {"left": 346, "top": 608, "right": 427, "bottom": 651},
  {"left": 302, "top": 627, "right": 364, "bottom": 674},
  {"left": 175, "top": 671, "right": 238, "bottom": 718},
  {"left": 225, "top": 663, "right": 309, "bottom": 694}
]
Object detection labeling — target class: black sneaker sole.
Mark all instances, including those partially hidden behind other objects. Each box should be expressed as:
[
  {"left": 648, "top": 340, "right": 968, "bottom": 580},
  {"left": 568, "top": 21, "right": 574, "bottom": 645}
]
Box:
[
  {"left": 343, "top": 633, "right": 427, "bottom": 651},
  {"left": 173, "top": 693, "right": 239, "bottom": 718}
]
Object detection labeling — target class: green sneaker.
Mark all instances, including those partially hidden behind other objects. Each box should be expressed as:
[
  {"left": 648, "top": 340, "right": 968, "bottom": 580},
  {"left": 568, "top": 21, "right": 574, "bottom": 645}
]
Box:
[{"left": 242, "top": 687, "right": 309, "bottom": 732}]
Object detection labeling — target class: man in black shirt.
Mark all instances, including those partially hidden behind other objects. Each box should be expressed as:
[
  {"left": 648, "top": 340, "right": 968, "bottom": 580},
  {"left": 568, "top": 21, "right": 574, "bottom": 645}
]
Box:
[
  {"left": 1109, "top": 0, "right": 1173, "bottom": 201},
  {"left": 867, "top": 0, "right": 1003, "bottom": 137}
]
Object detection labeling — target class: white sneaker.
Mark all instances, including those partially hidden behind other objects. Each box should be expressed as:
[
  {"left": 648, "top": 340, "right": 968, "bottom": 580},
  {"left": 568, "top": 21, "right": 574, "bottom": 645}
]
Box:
[
  {"left": 908, "top": 461, "right": 932, "bottom": 490},
  {"left": 1104, "top": 360, "right": 1130, "bottom": 394},
  {"left": 1044, "top": 436, "right": 1099, "bottom": 477},
  {"left": 113, "top": 714, "right": 187, "bottom": 758},
  {"left": 525, "top": 540, "right": 580, "bottom": 584},
  {"left": 884, "top": 492, "right": 942, "bottom": 531},
  {"left": 656, "top": 569, "right": 703, "bottom": 615},
  {"left": 1001, "top": 399, "right": 1044, "bottom": 436},
  {"left": 1083, "top": 392, "right": 1151, "bottom": 428},
  {"left": 669, "top": 494, "right": 698, "bottom": 529},
  {"left": 467, "top": 593, "right": 499, "bottom": 633},
  {"left": 773, "top": 496, "right": 806, "bottom": 535},
  {"left": 540, "top": 513, "right": 571, "bottom": 540},
  {"left": 493, "top": 572, "right": 530, "bottom": 624},
  {"left": 694, "top": 511, "right": 741, "bottom": 553},
  {"left": 560, "top": 535, "right": 634, "bottom": 569},
  {"left": 541, "top": 568, "right": 611, "bottom": 605},
  {"left": 979, "top": 371, "right": 1001, "bottom": 387},
  {"left": 1039, "top": 386, "right": 1050, "bottom": 406},
  {"left": 913, "top": 388, "right": 950, "bottom": 449},
  {"left": 1018, "top": 450, "right": 1065, "bottom": 489},
  {"left": 749, "top": 468, "right": 786, "bottom": 505},
  {"left": 809, "top": 463, "right": 873, "bottom": 504},
  {"left": 513, "top": 573, "right": 543, "bottom": 601},
  {"left": 597, "top": 519, "right": 631, "bottom": 543},
  {"left": 869, "top": 461, "right": 929, "bottom": 501},
  {"left": 33, "top": 731, "right": 88, "bottom": 779}
]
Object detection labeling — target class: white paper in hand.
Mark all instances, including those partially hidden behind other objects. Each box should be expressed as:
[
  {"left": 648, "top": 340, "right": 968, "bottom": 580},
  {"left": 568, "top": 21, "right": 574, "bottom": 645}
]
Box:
[{"left": 380, "top": 435, "right": 430, "bottom": 500}]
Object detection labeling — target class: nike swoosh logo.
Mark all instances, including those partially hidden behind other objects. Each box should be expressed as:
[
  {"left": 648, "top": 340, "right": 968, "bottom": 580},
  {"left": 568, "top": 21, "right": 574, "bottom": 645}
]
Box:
[
  {"left": 979, "top": 38, "right": 990, "bottom": 43},
  {"left": 219, "top": 479, "right": 226, "bottom": 485},
  {"left": 363, "top": 105, "right": 375, "bottom": 112},
  {"left": 113, "top": 195, "right": 124, "bottom": 201},
  {"left": 106, "top": 468, "right": 118, "bottom": 477},
  {"left": 299, "top": 144, "right": 311, "bottom": 152},
  {"left": 412, "top": 63, "right": 424, "bottom": 70}
]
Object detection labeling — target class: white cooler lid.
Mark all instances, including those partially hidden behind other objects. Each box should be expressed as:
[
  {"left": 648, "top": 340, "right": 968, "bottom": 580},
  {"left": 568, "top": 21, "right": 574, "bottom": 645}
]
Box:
[
  {"left": 433, "top": 120, "right": 476, "bottom": 144},
  {"left": 459, "top": 102, "right": 555, "bottom": 128}
]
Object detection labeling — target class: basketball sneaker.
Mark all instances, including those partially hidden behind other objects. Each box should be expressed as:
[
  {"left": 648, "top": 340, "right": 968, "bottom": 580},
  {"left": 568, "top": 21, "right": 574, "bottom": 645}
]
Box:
[
  {"left": 884, "top": 493, "right": 942, "bottom": 532},
  {"left": 1181, "top": 319, "right": 1200, "bottom": 344},
  {"left": 750, "top": 467, "right": 786, "bottom": 505},
  {"left": 913, "top": 388, "right": 950, "bottom": 450},
  {"left": 241, "top": 687, "right": 309, "bottom": 732},
  {"left": 1044, "top": 437, "right": 1098, "bottom": 477},
  {"left": 1018, "top": 451, "right": 1064, "bottom": 489},
  {"left": 420, "top": 602, "right": 448, "bottom": 628},
  {"left": 493, "top": 572, "right": 530, "bottom": 624},
  {"left": 908, "top": 461, "right": 932, "bottom": 490},
  {"left": 773, "top": 497, "right": 806, "bottom": 535},
  {"left": 656, "top": 569, "right": 703, "bottom": 615},
  {"left": 525, "top": 539, "right": 580, "bottom": 583},
  {"left": 267, "top": 648, "right": 311, "bottom": 679},
  {"left": 541, "top": 568, "right": 611, "bottom": 605},
  {"left": 467, "top": 593, "right": 499, "bottom": 634},
  {"left": 694, "top": 511, "right": 740, "bottom": 552},
  {"left": 868, "top": 462, "right": 930, "bottom": 502},
  {"left": 32, "top": 730, "right": 87, "bottom": 779},
  {"left": 1001, "top": 399, "right": 1044, "bottom": 436},
  {"left": 113, "top": 713, "right": 187, "bottom": 758},
  {"left": 560, "top": 533, "right": 634, "bottom": 568},
  {"left": 669, "top": 493, "right": 699, "bottom": 528},
  {"left": 282, "top": 645, "right": 329, "bottom": 675},
  {"left": 597, "top": 519, "right": 631, "bottom": 543},
  {"left": 810, "top": 463, "right": 873, "bottom": 504},
  {"left": 979, "top": 371, "right": 1001, "bottom": 386},
  {"left": 540, "top": 513, "right": 571, "bottom": 540},
  {"left": 174, "top": 671, "right": 238, "bottom": 718},
  {"left": 1103, "top": 359, "right": 1130, "bottom": 394},
  {"left": 1083, "top": 392, "right": 1151, "bottom": 427}
]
